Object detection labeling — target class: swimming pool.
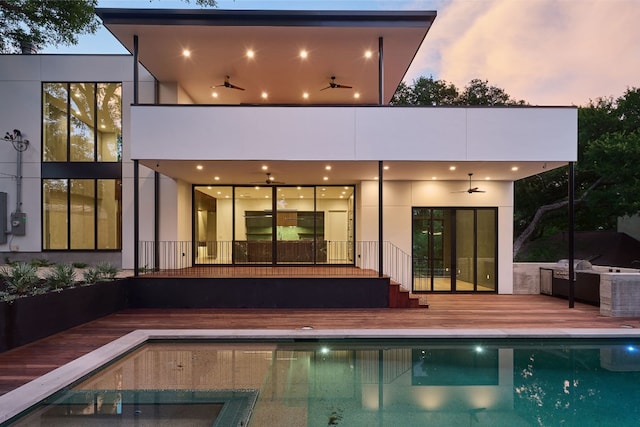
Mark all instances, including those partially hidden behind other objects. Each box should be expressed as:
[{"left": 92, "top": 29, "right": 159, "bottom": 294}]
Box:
[{"left": 3, "top": 330, "right": 640, "bottom": 426}]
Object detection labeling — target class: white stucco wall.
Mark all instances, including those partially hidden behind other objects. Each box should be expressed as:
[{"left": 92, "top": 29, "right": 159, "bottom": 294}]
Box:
[
  {"left": 0, "top": 54, "right": 154, "bottom": 268},
  {"left": 358, "top": 179, "right": 514, "bottom": 293},
  {"left": 131, "top": 106, "right": 578, "bottom": 162}
]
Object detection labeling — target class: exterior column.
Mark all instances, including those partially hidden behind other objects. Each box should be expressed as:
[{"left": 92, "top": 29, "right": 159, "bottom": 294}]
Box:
[
  {"left": 378, "top": 37, "right": 384, "bottom": 106},
  {"left": 133, "top": 35, "right": 139, "bottom": 104},
  {"left": 378, "top": 161, "right": 384, "bottom": 277},
  {"left": 568, "top": 161, "right": 575, "bottom": 308},
  {"left": 134, "top": 160, "right": 139, "bottom": 276}
]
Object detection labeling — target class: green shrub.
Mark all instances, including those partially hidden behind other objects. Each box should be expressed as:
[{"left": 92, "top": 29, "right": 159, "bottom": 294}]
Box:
[
  {"left": 1, "top": 262, "right": 40, "bottom": 295},
  {"left": 72, "top": 262, "right": 88, "bottom": 269},
  {"left": 30, "top": 258, "right": 54, "bottom": 267},
  {"left": 45, "top": 263, "right": 77, "bottom": 290},
  {"left": 84, "top": 262, "right": 118, "bottom": 284}
]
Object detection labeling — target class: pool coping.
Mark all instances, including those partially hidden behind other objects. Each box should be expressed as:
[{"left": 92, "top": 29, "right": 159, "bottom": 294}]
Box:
[{"left": 3, "top": 327, "right": 640, "bottom": 424}]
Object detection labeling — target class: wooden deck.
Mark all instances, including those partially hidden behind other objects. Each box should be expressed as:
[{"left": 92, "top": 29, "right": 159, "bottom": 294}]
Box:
[{"left": 1, "top": 294, "right": 639, "bottom": 397}]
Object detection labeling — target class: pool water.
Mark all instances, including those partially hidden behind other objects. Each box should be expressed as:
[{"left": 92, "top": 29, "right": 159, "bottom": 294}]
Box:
[{"left": 9, "top": 339, "right": 640, "bottom": 426}]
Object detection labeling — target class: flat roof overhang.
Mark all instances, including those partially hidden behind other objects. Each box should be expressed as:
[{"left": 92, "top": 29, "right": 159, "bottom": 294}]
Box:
[{"left": 96, "top": 8, "right": 436, "bottom": 105}]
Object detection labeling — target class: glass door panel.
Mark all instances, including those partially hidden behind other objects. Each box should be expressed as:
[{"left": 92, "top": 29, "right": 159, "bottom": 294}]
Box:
[
  {"left": 276, "top": 186, "right": 315, "bottom": 263},
  {"left": 194, "top": 186, "right": 233, "bottom": 264},
  {"left": 455, "top": 209, "right": 475, "bottom": 291},
  {"left": 235, "top": 186, "right": 273, "bottom": 264},
  {"left": 433, "top": 209, "right": 453, "bottom": 291},
  {"left": 477, "top": 209, "right": 497, "bottom": 291},
  {"left": 412, "top": 208, "right": 431, "bottom": 291}
]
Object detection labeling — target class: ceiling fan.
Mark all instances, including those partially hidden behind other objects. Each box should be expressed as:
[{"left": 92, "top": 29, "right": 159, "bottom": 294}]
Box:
[
  {"left": 211, "top": 75, "right": 245, "bottom": 91},
  {"left": 320, "top": 76, "right": 352, "bottom": 91},
  {"left": 454, "top": 173, "right": 486, "bottom": 194},
  {"left": 250, "top": 172, "right": 285, "bottom": 185}
]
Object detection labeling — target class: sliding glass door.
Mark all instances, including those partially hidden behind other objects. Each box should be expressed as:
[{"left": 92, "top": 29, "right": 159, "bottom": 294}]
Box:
[
  {"left": 193, "top": 185, "right": 354, "bottom": 265},
  {"left": 412, "top": 207, "right": 497, "bottom": 292}
]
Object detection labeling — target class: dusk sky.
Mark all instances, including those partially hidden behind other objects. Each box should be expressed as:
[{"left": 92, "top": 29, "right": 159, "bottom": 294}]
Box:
[{"left": 43, "top": 0, "right": 640, "bottom": 106}]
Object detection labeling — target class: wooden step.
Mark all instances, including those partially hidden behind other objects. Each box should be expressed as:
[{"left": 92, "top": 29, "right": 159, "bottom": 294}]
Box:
[{"left": 389, "top": 282, "right": 428, "bottom": 309}]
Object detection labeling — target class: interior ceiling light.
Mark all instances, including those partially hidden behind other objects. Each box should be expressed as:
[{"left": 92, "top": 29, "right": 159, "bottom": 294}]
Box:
[
  {"left": 325, "top": 165, "right": 332, "bottom": 170},
  {"left": 364, "top": 50, "right": 373, "bottom": 58},
  {"left": 354, "top": 92, "right": 360, "bottom": 99},
  {"left": 432, "top": 176, "right": 437, "bottom": 180},
  {"left": 300, "top": 49, "right": 308, "bottom": 59},
  {"left": 511, "top": 166, "right": 519, "bottom": 171},
  {"left": 323, "top": 176, "right": 328, "bottom": 181},
  {"left": 212, "top": 92, "right": 218, "bottom": 98},
  {"left": 303, "top": 92, "right": 309, "bottom": 99},
  {"left": 261, "top": 165, "right": 268, "bottom": 170},
  {"left": 214, "top": 176, "right": 220, "bottom": 181},
  {"left": 182, "top": 49, "right": 191, "bottom": 58},
  {"left": 449, "top": 166, "right": 456, "bottom": 171},
  {"left": 384, "top": 165, "right": 390, "bottom": 170},
  {"left": 196, "top": 165, "right": 203, "bottom": 170},
  {"left": 246, "top": 49, "right": 255, "bottom": 59},
  {"left": 261, "top": 92, "right": 268, "bottom": 99}
]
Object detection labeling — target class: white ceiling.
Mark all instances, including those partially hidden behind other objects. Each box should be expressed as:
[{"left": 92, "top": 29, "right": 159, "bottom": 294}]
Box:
[
  {"left": 143, "top": 159, "right": 567, "bottom": 185},
  {"left": 97, "top": 9, "right": 435, "bottom": 105}
]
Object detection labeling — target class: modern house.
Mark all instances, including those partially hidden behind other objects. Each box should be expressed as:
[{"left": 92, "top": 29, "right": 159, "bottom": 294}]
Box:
[{"left": 0, "top": 8, "right": 577, "bottom": 302}]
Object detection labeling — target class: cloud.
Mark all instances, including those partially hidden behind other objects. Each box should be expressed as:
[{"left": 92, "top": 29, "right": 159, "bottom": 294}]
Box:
[{"left": 408, "top": 0, "right": 640, "bottom": 105}]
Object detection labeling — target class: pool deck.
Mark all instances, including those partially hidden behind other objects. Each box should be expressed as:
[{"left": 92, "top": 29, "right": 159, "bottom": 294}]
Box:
[{"left": 2, "top": 293, "right": 640, "bottom": 423}]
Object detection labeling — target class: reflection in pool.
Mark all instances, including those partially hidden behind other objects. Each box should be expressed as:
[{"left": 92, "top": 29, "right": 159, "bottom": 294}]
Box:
[{"left": 10, "top": 339, "right": 640, "bottom": 426}]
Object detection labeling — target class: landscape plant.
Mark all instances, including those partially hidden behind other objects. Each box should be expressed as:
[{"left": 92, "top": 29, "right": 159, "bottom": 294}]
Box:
[
  {"left": 84, "top": 262, "right": 118, "bottom": 284},
  {"left": 44, "top": 263, "right": 77, "bottom": 290},
  {"left": 0, "top": 262, "right": 40, "bottom": 295}
]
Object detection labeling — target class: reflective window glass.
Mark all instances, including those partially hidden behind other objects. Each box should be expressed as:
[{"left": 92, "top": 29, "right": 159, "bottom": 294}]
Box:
[
  {"left": 43, "top": 179, "right": 68, "bottom": 249},
  {"left": 97, "top": 83, "right": 122, "bottom": 162},
  {"left": 70, "top": 179, "right": 95, "bottom": 249},
  {"left": 97, "top": 179, "right": 122, "bottom": 249},
  {"left": 70, "top": 83, "right": 95, "bottom": 161},
  {"left": 42, "top": 84, "right": 68, "bottom": 161}
]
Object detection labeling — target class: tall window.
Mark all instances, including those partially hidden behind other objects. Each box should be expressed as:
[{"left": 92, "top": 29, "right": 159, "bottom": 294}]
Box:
[{"left": 42, "top": 83, "right": 122, "bottom": 250}]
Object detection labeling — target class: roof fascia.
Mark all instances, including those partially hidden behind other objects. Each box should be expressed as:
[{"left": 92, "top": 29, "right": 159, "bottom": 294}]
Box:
[{"left": 95, "top": 8, "right": 436, "bottom": 28}]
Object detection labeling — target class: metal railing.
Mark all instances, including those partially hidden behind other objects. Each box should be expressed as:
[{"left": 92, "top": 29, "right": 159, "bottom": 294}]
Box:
[{"left": 138, "top": 240, "right": 413, "bottom": 290}]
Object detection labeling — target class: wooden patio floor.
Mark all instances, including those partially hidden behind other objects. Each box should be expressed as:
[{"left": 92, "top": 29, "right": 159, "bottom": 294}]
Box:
[{"left": 1, "top": 294, "right": 640, "bottom": 397}]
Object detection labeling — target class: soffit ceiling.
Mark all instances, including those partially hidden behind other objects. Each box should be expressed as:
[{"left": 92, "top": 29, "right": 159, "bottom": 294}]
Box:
[
  {"left": 142, "top": 159, "right": 567, "bottom": 186},
  {"left": 97, "top": 9, "right": 436, "bottom": 105}
]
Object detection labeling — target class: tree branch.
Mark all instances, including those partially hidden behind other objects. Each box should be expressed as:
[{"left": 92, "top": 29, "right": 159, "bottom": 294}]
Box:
[{"left": 513, "top": 177, "right": 603, "bottom": 257}]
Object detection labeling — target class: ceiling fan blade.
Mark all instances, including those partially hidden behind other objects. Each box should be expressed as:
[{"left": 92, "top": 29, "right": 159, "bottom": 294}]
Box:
[
  {"left": 336, "top": 84, "right": 353, "bottom": 89},
  {"left": 320, "top": 85, "right": 331, "bottom": 91},
  {"left": 228, "top": 83, "right": 245, "bottom": 91}
]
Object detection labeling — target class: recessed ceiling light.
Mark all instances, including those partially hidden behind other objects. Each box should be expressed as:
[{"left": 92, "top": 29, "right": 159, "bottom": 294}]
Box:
[
  {"left": 511, "top": 166, "right": 519, "bottom": 171},
  {"left": 182, "top": 49, "right": 191, "bottom": 58},
  {"left": 303, "top": 92, "right": 309, "bottom": 99},
  {"left": 364, "top": 50, "right": 373, "bottom": 58},
  {"left": 262, "top": 165, "right": 268, "bottom": 170},
  {"left": 321, "top": 188, "right": 326, "bottom": 191},
  {"left": 261, "top": 92, "right": 268, "bottom": 99},
  {"left": 299, "top": 195, "right": 304, "bottom": 199},
  {"left": 354, "top": 92, "right": 360, "bottom": 99},
  {"left": 296, "top": 186, "right": 302, "bottom": 190},
  {"left": 196, "top": 165, "right": 203, "bottom": 170},
  {"left": 212, "top": 92, "right": 218, "bottom": 98},
  {"left": 214, "top": 176, "right": 220, "bottom": 181},
  {"left": 432, "top": 176, "right": 437, "bottom": 180},
  {"left": 265, "top": 195, "right": 269, "bottom": 198},
  {"left": 449, "top": 166, "right": 456, "bottom": 171},
  {"left": 485, "top": 177, "right": 491, "bottom": 180},
  {"left": 268, "top": 175, "right": 275, "bottom": 181},
  {"left": 255, "top": 186, "right": 260, "bottom": 190},
  {"left": 323, "top": 176, "right": 329, "bottom": 181},
  {"left": 207, "top": 186, "right": 212, "bottom": 189},
  {"left": 300, "top": 49, "right": 308, "bottom": 59},
  {"left": 246, "top": 49, "right": 255, "bottom": 59},
  {"left": 344, "top": 186, "right": 348, "bottom": 189},
  {"left": 217, "top": 191, "right": 221, "bottom": 195},
  {"left": 383, "top": 165, "right": 389, "bottom": 170},
  {"left": 100, "top": 124, "right": 106, "bottom": 129},
  {"left": 325, "top": 165, "right": 332, "bottom": 170},
  {"left": 374, "top": 176, "right": 379, "bottom": 180}
]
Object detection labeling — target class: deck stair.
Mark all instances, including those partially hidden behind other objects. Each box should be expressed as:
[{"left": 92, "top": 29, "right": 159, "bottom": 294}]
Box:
[{"left": 389, "top": 281, "right": 428, "bottom": 308}]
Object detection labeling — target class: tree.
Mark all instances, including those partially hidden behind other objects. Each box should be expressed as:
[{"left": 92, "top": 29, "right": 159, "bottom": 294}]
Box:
[
  {"left": 391, "top": 76, "right": 525, "bottom": 106},
  {"left": 458, "top": 78, "right": 526, "bottom": 106},
  {"left": 0, "top": 0, "right": 218, "bottom": 53},
  {"left": 514, "top": 87, "right": 640, "bottom": 258}
]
